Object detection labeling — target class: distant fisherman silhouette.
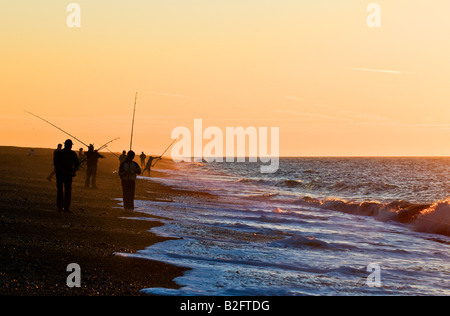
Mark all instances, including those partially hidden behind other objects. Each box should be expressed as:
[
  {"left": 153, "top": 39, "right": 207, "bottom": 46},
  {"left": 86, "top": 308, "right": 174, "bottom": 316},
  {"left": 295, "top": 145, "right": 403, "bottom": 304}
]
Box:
[
  {"left": 140, "top": 152, "right": 146, "bottom": 169},
  {"left": 85, "top": 144, "right": 104, "bottom": 189},
  {"left": 119, "top": 150, "right": 127, "bottom": 166},
  {"left": 78, "top": 147, "right": 86, "bottom": 170},
  {"left": 54, "top": 139, "right": 79, "bottom": 213},
  {"left": 47, "top": 143, "right": 62, "bottom": 182},
  {"left": 119, "top": 151, "right": 141, "bottom": 210},
  {"left": 143, "top": 155, "right": 161, "bottom": 176},
  {"left": 78, "top": 148, "right": 84, "bottom": 160}
]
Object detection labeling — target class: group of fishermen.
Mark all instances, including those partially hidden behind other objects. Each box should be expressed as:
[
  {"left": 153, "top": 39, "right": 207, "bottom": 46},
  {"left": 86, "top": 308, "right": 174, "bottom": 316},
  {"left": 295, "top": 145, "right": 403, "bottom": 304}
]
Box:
[
  {"left": 118, "top": 151, "right": 160, "bottom": 177},
  {"left": 50, "top": 139, "right": 161, "bottom": 213}
]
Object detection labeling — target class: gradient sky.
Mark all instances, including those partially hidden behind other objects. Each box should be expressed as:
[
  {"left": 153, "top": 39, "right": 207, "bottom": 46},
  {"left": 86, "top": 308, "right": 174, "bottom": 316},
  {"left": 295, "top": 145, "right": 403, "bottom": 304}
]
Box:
[{"left": 1, "top": 0, "right": 449, "bottom": 156}]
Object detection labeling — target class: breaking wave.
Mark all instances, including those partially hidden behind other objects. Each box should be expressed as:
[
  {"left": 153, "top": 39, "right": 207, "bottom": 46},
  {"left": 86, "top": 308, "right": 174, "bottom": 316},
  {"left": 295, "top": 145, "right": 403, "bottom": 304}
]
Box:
[
  {"left": 295, "top": 196, "right": 450, "bottom": 237},
  {"left": 414, "top": 199, "right": 450, "bottom": 236}
]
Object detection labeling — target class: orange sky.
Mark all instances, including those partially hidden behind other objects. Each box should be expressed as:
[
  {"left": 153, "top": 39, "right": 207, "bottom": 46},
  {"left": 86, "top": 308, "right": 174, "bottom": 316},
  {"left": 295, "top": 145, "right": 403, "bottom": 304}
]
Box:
[{"left": 1, "top": 1, "right": 449, "bottom": 156}]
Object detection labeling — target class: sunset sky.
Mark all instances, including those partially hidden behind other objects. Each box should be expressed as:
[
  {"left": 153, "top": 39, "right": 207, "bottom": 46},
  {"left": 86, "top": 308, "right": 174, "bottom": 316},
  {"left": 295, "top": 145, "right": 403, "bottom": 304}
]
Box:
[{"left": 1, "top": 1, "right": 449, "bottom": 156}]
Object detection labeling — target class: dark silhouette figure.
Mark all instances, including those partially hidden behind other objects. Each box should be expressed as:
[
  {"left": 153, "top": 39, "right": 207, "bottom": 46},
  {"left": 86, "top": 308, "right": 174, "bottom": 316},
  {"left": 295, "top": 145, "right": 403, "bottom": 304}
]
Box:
[
  {"left": 119, "top": 150, "right": 127, "bottom": 166},
  {"left": 47, "top": 143, "right": 62, "bottom": 181},
  {"left": 143, "top": 155, "right": 161, "bottom": 176},
  {"left": 139, "top": 152, "right": 147, "bottom": 169},
  {"left": 119, "top": 151, "right": 141, "bottom": 210},
  {"left": 54, "top": 139, "right": 79, "bottom": 213},
  {"left": 78, "top": 148, "right": 86, "bottom": 170},
  {"left": 85, "top": 144, "right": 104, "bottom": 188}
]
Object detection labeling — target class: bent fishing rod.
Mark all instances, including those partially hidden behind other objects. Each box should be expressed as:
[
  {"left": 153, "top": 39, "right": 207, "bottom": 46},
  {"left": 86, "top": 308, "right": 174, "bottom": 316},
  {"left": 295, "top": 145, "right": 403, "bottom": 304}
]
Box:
[
  {"left": 25, "top": 110, "right": 90, "bottom": 148},
  {"left": 159, "top": 138, "right": 178, "bottom": 158},
  {"left": 78, "top": 137, "right": 121, "bottom": 164},
  {"left": 129, "top": 92, "right": 138, "bottom": 151},
  {"left": 25, "top": 110, "right": 119, "bottom": 152},
  {"left": 152, "top": 138, "right": 178, "bottom": 167},
  {"left": 104, "top": 147, "right": 120, "bottom": 158},
  {"left": 97, "top": 137, "right": 120, "bottom": 152}
]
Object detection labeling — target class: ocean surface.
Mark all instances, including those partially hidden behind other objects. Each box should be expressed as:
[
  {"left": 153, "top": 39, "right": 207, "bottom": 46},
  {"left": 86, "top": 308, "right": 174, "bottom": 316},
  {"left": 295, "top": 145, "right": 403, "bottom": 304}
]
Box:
[{"left": 118, "top": 157, "right": 450, "bottom": 295}]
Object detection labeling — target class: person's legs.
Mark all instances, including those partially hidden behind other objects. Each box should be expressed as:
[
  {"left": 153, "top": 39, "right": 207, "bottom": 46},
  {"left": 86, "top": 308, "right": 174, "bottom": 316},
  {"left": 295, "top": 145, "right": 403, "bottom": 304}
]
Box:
[
  {"left": 122, "top": 180, "right": 135, "bottom": 210},
  {"left": 63, "top": 176, "right": 73, "bottom": 213},
  {"left": 56, "top": 174, "right": 64, "bottom": 212},
  {"left": 85, "top": 169, "right": 91, "bottom": 188},
  {"left": 129, "top": 180, "right": 136, "bottom": 209},
  {"left": 91, "top": 166, "right": 97, "bottom": 188},
  {"left": 122, "top": 180, "right": 130, "bottom": 209}
]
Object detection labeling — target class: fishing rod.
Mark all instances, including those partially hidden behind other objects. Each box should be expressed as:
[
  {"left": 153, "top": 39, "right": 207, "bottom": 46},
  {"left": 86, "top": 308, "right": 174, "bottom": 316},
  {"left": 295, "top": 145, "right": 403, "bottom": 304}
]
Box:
[
  {"left": 26, "top": 110, "right": 119, "bottom": 152},
  {"left": 97, "top": 137, "right": 120, "bottom": 152},
  {"left": 159, "top": 138, "right": 178, "bottom": 158},
  {"left": 79, "top": 137, "right": 121, "bottom": 164},
  {"left": 152, "top": 138, "right": 178, "bottom": 167},
  {"left": 104, "top": 147, "right": 120, "bottom": 159},
  {"left": 129, "top": 92, "right": 138, "bottom": 151},
  {"left": 25, "top": 110, "right": 90, "bottom": 148}
]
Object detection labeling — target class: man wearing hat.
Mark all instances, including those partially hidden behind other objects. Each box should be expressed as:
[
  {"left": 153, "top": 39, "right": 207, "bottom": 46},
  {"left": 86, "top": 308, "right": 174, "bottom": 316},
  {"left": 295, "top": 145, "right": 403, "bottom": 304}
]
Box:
[
  {"left": 53, "top": 139, "right": 80, "bottom": 213},
  {"left": 85, "top": 144, "right": 105, "bottom": 189}
]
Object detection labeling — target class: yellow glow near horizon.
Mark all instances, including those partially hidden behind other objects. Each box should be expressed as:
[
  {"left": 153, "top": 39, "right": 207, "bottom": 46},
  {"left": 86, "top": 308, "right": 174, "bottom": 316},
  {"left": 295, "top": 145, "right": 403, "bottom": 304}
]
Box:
[{"left": 0, "top": 1, "right": 449, "bottom": 156}]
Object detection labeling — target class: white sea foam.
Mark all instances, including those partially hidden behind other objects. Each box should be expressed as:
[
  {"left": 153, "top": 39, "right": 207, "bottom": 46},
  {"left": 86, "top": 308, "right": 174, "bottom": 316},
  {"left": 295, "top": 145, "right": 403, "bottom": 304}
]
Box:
[{"left": 121, "top": 158, "right": 450, "bottom": 296}]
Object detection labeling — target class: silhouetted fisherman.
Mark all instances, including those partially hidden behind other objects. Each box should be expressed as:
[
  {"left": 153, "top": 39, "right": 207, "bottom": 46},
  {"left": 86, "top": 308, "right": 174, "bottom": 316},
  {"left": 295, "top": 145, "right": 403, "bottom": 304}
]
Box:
[
  {"left": 85, "top": 144, "right": 104, "bottom": 189},
  {"left": 119, "top": 150, "right": 127, "bottom": 166},
  {"left": 54, "top": 139, "right": 79, "bottom": 213},
  {"left": 119, "top": 151, "right": 141, "bottom": 210},
  {"left": 139, "top": 152, "right": 147, "bottom": 169},
  {"left": 47, "top": 143, "right": 62, "bottom": 182},
  {"left": 143, "top": 155, "right": 161, "bottom": 176},
  {"left": 78, "top": 148, "right": 86, "bottom": 170}
]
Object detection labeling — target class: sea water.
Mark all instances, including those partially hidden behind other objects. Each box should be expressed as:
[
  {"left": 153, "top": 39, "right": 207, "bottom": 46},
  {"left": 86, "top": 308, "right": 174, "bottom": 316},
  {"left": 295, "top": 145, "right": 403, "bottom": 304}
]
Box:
[{"left": 118, "top": 158, "right": 450, "bottom": 295}]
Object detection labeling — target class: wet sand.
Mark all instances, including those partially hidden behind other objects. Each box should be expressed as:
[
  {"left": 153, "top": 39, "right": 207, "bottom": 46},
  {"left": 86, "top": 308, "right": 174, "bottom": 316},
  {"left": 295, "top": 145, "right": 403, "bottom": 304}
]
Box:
[{"left": 0, "top": 146, "right": 189, "bottom": 296}]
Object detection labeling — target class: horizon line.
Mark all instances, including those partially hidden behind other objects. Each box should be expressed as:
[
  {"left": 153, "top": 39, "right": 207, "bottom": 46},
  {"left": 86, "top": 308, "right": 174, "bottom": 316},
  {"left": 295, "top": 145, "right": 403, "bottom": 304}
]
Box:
[{"left": 1, "top": 145, "right": 449, "bottom": 158}]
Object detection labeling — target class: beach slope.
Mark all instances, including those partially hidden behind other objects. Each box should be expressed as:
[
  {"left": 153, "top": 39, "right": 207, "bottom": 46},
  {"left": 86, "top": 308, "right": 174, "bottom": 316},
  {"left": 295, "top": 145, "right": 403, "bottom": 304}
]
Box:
[{"left": 0, "top": 146, "right": 188, "bottom": 295}]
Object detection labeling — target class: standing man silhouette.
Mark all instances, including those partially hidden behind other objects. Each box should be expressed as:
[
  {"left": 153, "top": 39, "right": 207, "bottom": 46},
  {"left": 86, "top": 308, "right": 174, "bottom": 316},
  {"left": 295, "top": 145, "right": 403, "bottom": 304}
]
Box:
[
  {"left": 119, "top": 151, "right": 141, "bottom": 210},
  {"left": 143, "top": 155, "right": 161, "bottom": 176},
  {"left": 47, "top": 143, "right": 62, "bottom": 181},
  {"left": 54, "top": 139, "right": 79, "bottom": 213},
  {"left": 85, "top": 144, "right": 104, "bottom": 189},
  {"left": 139, "top": 152, "right": 147, "bottom": 169},
  {"left": 119, "top": 150, "right": 127, "bottom": 166},
  {"left": 77, "top": 147, "right": 86, "bottom": 170}
]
